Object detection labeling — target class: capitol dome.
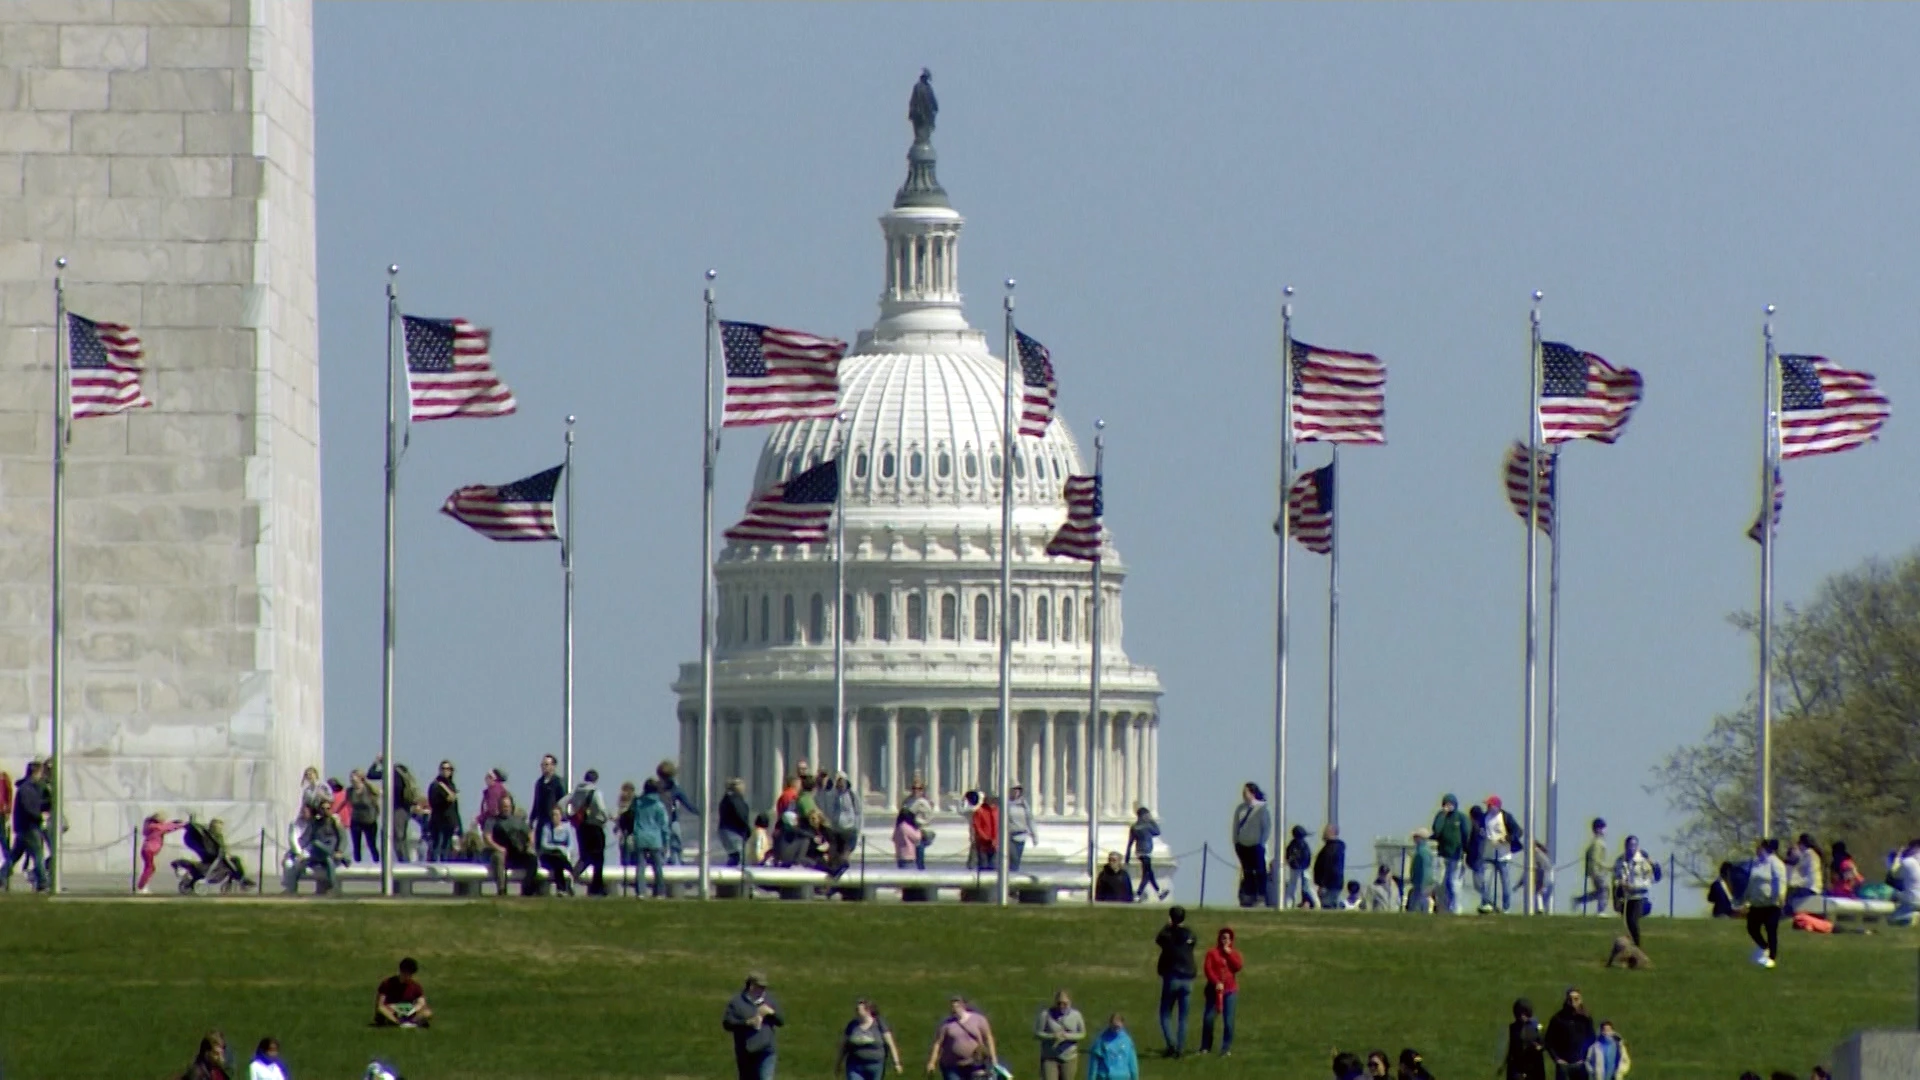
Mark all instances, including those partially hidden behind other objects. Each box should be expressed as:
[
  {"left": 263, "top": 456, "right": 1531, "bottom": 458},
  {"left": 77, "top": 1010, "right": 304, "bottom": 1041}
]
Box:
[{"left": 676, "top": 83, "right": 1164, "bottom": 870}]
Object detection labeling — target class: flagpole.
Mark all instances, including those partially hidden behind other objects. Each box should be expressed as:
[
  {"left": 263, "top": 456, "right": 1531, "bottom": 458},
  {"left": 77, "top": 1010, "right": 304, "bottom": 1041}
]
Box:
[
  {"left": 379, "top": 264, "right": 400, "bottom": 898},
  {"left": 698, "top": 269, "right": 718, "bottom": 901},
  {"left": 1326, "top": 446, "right": 1340, "bottom": 832},
  {"left": 49, "top": 256, "right": 69, "bottom": 896},
  {"left": 1522, "top": 293, "right": 1546, "bottom": 915},
  {"left": 833, "top": 409, "right": 849, "bottom": 776},
  {"left": 997, "top": 279, "right": 1016, "bottom": 907},
  {"left": 1272, "top": 285, "right": 1294, "bottom": 907},
  {"left": 1086, "top": 419, "right": 1106, "bottom": 903},
  {"left": 1757, "top": 305, "right": 1777, "bottom": 842},
  {"left": 562, "top": 415, "right": 576, "bottom": 786},
  {"left": 1544, "top": 446, "right": 1562, "bottom": 911}
]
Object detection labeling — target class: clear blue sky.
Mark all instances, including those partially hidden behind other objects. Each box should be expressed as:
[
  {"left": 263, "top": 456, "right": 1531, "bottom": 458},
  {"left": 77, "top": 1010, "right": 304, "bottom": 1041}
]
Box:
[{"left": 314, "top": 4, "right": 1918, "bottom": 893}]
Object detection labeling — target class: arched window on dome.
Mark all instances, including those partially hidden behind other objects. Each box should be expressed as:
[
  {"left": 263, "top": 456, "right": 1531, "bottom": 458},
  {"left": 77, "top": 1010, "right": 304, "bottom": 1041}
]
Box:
[
  {"left": 759, "top": 595, "right": 770, "bottom": 643},
  {"left": 855, "top": 450, "right": 870, "bottom": 480},
  {"left": 939, "top": 593, "right": 957, "bottom": 640},
  {"left": 787, "top": 451, "right": 803, "bottom": 479},
  {"left": 1084, "top": 599, "right": 1093, "bottom": 642},
  {"left": 909, "top": 449, "right": 924, "bottom": 479},
  {"left": 1052, "top": 456, "right": 1066, "bottom": 483},
  {"left": 881, "top": 449, "right": 896, "bottom": 481},
  {"left": 871, "top": 592, "right": 891, "bottom": 641},
  {"left": 843, "top": 591, "right": 858, "bottom": 641},
  {"left": 990, "top": 450, "right": 1002, "bottom": 481},
  {"left": 1062, "top": 596, "right": 1075, "bottom": 642},
  {"left": 1033, "top": 455, "right": 1047, "bottom": 482},
  {"left": 809, "top": 593, "right": 826, "bottom": 643},
  {"left": 964, "top": 449, "right": 979, "bottom": 480},
  {"left": 906, "top": 593, "right": 926, "bottom": 641},
  {"left": 1035, "top": 595, "right": 1050, "bottom": 641},
  {"left": 936, "top": 447, "right": 951, "bottom": 479},
  {"left": 1009, "top": 593, "right": 1023, "bottom": 641},
  {"left": 973, "top": 594, "right": 991, "bottom": 641},
  {"left": 781, "top": 595, "right": 797, "bottom": 644}
]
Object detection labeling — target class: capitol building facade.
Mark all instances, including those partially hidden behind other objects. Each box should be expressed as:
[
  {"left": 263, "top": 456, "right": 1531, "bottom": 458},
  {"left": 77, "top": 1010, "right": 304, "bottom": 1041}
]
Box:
[{"left": 674, "top": 91, "right": 1163, "bottom": 867}]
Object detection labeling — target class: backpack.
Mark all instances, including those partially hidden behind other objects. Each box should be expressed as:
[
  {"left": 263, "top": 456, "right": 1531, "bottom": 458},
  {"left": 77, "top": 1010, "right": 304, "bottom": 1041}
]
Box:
[
  {"left": 1503, "top": 810, "right": 1524, "bottom": 853},
  {"left": 394, "top": 764, "right": 423, "bottom": 809},
  {"left": 573, "top": 789, "right": 608, "bottom": 828}
]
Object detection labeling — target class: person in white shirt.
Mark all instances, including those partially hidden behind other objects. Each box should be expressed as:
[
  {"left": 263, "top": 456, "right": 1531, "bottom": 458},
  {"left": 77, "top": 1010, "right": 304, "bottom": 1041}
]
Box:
[
  {"left": 1890, "top": 839, "right": 1920, "bottom": 926},
  {"left": 1744, "top": 837, "right": 1788, "bottom": 968},
  {"left": 248, "top": 1037, "right": 288, "bottom": 1080},
  {"left": 1786, "top": 833, "right": 1825, "bottom": 908}
]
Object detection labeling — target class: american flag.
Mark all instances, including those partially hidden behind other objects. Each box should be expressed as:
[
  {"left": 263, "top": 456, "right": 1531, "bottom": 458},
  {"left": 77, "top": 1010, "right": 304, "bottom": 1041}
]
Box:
[
  {"left": 1539, "top": 342, "right": 1642, "bottom": 445},
  {"left": 1502, "top": 442, "right": 1556, "bottom": 536},
  {"left": 720, "top": 321, "right": 846, "bottom": 428},
  {"left": 67, "top": 312, "right": 151, "bottom": 418},
  {"left": 1778, "top": 354, "right": 1890, "bottom": 459},
  {"left": 726, "top": 459, "right": 839, "bottom": 544},
  {"left": 403, "top": 316, "right": 516, "bottom": 421},
  {"left": 1291, "top": 341, "right": 1385, "bottom": 444},
  {"left": 441, "top": 464, "right": 563, "bottom": 542},
  {"left": 1045, "top": 474, "right": 1104, "bottom": 561},
  {"left": 1748, "top": 466, "right": 1784, "bottom": 545},
  {"left": 1014, "top": 330, "right": 1057, "bottom": 438},
  {"left": 1286, "top": 463, "right": 1335, "bottom": 555}
]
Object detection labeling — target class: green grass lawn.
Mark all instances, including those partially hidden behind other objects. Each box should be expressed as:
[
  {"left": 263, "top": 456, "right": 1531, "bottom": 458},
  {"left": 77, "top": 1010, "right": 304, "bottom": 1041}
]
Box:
[{"left": 0, "top": 896, "right": 1910, "bottom": 1079}]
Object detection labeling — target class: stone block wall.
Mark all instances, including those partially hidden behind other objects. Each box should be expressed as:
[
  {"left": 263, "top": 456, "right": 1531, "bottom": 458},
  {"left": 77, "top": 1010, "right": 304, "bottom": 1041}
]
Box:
[{"left": 0, "top": 0, "right": 321, "bottom": 873}]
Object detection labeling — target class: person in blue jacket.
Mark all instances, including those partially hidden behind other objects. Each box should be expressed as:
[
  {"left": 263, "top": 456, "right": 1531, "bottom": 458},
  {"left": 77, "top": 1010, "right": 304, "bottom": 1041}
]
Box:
[
  {"left": 1085, "top": 1014, "right": 1139, "bottom": 1080},
  {"left": 631, "top": 779, "right": 671, "bottom": 898}
]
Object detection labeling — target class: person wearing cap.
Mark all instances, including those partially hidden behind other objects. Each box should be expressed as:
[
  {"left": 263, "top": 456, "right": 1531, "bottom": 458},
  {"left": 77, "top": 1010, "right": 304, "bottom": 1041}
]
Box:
[
  {"left": 1481, "top": 795, "right": 1516, "bottom": 913},
  {"left": 1005, "top": 784, "right": 1034, "bottom": 872},
  {"left": 1429, "top": 794, "right": 1471, "bottom": 914},
  {"left": 1578, "top": 819, "right": 1611, "bottom": 916},
  {"left": 723, "top": 972, "right": 784, "bottom": 1079}
]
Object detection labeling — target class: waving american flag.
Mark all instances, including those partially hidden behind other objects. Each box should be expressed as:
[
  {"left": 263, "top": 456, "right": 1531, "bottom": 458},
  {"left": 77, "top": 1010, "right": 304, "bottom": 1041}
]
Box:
[
  {"left": 1777, "top": 355, "right": 1889, "bottom": 460},
  {"left": 67, "top": 312, "right": 151, "bottom": 418},
  {"left": 1014, "top": 330, "right": 1057, "bottom": 438},
  {"left": 1046, "top": 474, "right": 1104, "bottom": 561},
  {"left": 404, "top": 316, "right": 516, "bottom": 421},
  {"left": 726, "top": 459, "right": 839, "bottom": 544},
  {"left": 1502, "top": 442, "right": 1555, "bottom": 536},
  {"left": 720, "top": 321, "right": 845, "bottom": 428},
  {"left": 441, "top": 465, "right": 563, "bottom": 542},
  {"left": 1539, "top": 342, "right": 1641, "bottom": 445},
  {"left": 1286, "top": 463, "right": 1335, "bottom": 555},
  {"left": 1291, "top": 341, "right": 1385, "bottom": 444}
]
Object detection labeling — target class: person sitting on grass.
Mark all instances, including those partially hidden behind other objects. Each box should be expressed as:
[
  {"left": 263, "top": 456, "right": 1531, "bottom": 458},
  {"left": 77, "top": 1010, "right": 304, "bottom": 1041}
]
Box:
[
  {"left": 374, "top": 957, "right": 432, "bottom": 1028},
  {"left": 184, "top": 1031, "right": 231, "bottom": 1080},
  {"left": 1085, "top": 1014, "right": 1139, "bottom": 1080},
  {"left": 483, "top": 793, "right": 537, "bottom": 896},
  {"left": 1395, "top": 1048, "right": 1434, "bottom": 1080},
  {"left": 1330, "top": 1051, "right": 1365, "bottom": 1080},
  {"left": 1365, "top": 1050, "right": 1391, "bottom": 1077},
  {"left": 247, "top": 1037, "right": 287, "bottom": 1080},
  {"left": 536, "top": 805, "right": 576, "bottom": 896},
  {"left": 1094, "top": 851, "right": 1134, "bottom": 903}
]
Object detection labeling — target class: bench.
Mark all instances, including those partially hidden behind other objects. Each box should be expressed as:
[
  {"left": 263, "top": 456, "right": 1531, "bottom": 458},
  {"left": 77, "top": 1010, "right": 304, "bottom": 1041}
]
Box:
[
  {"left": 1791, "top": 895, "right": 1906, "bottom": 929},
  {"left": 306, "top": 862, "right": 1089, "bottom": 901}
]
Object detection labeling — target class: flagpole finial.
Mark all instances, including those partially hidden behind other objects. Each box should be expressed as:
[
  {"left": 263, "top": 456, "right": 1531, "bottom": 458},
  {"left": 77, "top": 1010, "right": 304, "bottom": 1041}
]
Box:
[
  {"left": 55, "top": 256, "right": 67, "bottom": 270},
  {"left": 706, "top": 268, "right": 718, "bottom": 281},
  {"left": 1004, "top": 279, "right": 1015, "bottom": 312}
]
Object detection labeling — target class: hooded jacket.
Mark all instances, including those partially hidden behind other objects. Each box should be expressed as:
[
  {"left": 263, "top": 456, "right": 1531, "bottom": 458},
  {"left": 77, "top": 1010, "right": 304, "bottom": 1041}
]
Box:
[
  {"left": 630, "top": 791, "right": 669, "bottom": 853},
  {"left": 1430, "top": 801, "right": 1470, "bottom": 859},
  {"left": 1085, "top": 1026, "right": 1140, "bottom": 1080}
]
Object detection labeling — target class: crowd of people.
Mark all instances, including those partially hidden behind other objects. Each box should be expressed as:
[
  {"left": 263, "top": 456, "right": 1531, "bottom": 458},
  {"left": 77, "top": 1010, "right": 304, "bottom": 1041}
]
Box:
[{"left": 0, "top": 759, "right": 56, "bottom": 892}]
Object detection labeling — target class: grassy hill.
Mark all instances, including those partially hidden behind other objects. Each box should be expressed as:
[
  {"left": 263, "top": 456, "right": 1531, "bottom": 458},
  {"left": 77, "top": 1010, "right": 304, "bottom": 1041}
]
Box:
[{"left": 0, "top": 897, "right": 1909, "bottom": 1079}]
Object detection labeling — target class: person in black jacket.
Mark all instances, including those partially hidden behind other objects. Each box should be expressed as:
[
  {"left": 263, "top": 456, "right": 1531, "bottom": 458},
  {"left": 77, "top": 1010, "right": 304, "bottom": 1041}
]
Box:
[
  {"left": 1284, "top": 825, "right": 1314, "bottom": 909},
  {"left": 3, "top": 761, "right": 49, "bottom": 892},
  {"left": 1313, "top": 825, "right": 1347, "bottom": 909},
  {"left": 529, "top": 754, "right": 567, "bottom": 829},
  {"left": 1153, "top": 905, "right": 1198, "bottom": 1058},
  {"left": 426, "top": 762, "right": 460, "bottom": 862},
  {"left": 1094, "top": 851, "right": 1135, "bottom": 902},
  {"left": 721, "top": 972, "right": 784, "bottom": 1080},
  {"left": 719, "top": 778, "right": 753, "bottom": 867},
  {"left": 1502, "top": 998, "right": 1547, "bottom": 1080},
  {"left": 1544, "top": 988, "right": 1595, "bottom": 1080}
]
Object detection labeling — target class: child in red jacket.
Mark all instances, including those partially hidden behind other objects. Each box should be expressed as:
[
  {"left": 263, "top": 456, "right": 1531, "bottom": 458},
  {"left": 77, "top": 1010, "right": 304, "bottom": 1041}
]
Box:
[{"left": 1200, "top": 926, "right": 1242, "bottom": 1055}]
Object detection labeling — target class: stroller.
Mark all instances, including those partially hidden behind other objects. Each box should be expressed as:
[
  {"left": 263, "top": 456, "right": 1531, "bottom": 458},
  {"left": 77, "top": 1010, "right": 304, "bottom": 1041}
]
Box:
[{"left": 171, "top": 820, "right": 253, "bottom": 895}]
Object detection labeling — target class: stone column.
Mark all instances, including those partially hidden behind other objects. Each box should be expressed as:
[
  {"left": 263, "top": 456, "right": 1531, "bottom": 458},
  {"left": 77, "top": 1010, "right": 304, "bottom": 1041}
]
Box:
[
  {"left": 966, "top": 710, "right": 981, "bottom": 795},
  {"left": 847, "top": 711, "right": 863, "bottom": 799},
  {"left": 1042, "top": 712, "right": 1056, "bottom": 816},
  {"left": 926, "top": 710, "right": 941, "bottom": 806},
  {"left": 806, "top": 710, "right": 820, "bottom": 776},
  {"left": 886, "top": 709, "right": 901, "bottom": 809}
]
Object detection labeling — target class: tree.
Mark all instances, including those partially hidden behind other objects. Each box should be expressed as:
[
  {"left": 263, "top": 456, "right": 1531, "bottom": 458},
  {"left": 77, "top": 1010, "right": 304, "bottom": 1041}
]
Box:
[{"left": 1653, "top": 549, "right": 1920, "bottom": 877}]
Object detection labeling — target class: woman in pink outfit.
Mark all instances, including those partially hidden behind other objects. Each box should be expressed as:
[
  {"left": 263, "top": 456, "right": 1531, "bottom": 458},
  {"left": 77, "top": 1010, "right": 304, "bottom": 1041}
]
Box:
[{"left": 139, "top": 812, "right": 185, "bottom": 892}]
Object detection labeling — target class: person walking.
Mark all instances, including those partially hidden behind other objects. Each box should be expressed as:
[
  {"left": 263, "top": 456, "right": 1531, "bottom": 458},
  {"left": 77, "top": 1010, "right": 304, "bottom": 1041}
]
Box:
[
  {"left": 426, "top": 761, "right": 460, "bottom": 862},
  {"left": 568, "top": 769, "right": 610, "bottom": 896},
  {"left": 1199, "top": 926, "right": 1241, "bottom": 1056},
  {"left": 136, "top": 812, "right": 185, "bottom": 893},
  {"left": 719, "top": 778, "right": 753, "bottom": 869},
  {"left": 1231, "top": 782, "right": 1271, "bottom": 909},
  {"left": 1583, "top": 1020, "right": 1629, "bottom": 1080},
  {"left": 835, "top": 998, "right": 903, "bottom": 1080},
  {"left": 655, "top": 760, "right": 701, "bottom": 865},
  {"left": 2, "top": 761, "right": 49, "bottom": 892},
  {"left": 1744, "top": 837, "right": 1787, "bottom": 968},
  {"left": 1127, "top": 807, "right": 1166, "bottom": 901},
  {"left": 1034, "top": 989, "right": 1086, "bottom": 1080},
  {"left": 246, "top": 1037, "right": 287, "bottom": 1080},
  {"left": 926, "top": 998, "right": 997, "bottom": 1080},
  {"left": 1283, "top": 824, "right": 1314, "bottom": 908},
  {"left": 347, "top": 771, "right": 381, "bottom": 864},
  {"left": 1544, "top": 988, "right": 1594, "bottom": 1080},
  {"left": 1085, "top": 1015, "right": 1140, "bottom": 1080},
  {"left": 631, "top": 778, "right": 671, "bottom": 898},
  {"left": 722, "top": 972, "right": 784, "bottom": 1080},
  {"left": 1578, "top": 819, "right": 1610, "bottom": 915},
  {"left": 1612, "top": 835, "right": 1662, "bottom": 948},
  {"left": 1483, "top": 796, "right": 1518, "bottom": 913},
  {"left": 1430, "top": 794, "right": 1470, "bottom": 914},
  {"left": 1313, "top": 825, "right": 1347, "bottom": 909},
  {"left": 1502, "top": 998, "right": 1547, "bottom": 1080},
  {"left": 1153, "top": 904, "right": 1198, "bottom": 1058}
]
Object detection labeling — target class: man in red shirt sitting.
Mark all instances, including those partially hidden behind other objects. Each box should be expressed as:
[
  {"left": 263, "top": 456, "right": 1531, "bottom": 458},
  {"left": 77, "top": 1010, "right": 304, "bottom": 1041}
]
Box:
[{"left": 374, "top": 957, "right": 433, "bottom": 1028}]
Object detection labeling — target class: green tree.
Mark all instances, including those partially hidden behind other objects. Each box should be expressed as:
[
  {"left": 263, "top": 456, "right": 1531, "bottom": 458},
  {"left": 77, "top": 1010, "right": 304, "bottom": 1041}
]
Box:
[{"left": 1653, "top": 550, "right": 1920, "bottom": 876}]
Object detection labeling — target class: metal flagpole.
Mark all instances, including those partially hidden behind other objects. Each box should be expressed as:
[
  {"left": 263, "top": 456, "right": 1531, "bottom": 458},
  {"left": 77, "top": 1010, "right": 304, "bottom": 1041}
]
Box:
[
  {"left": 1272, "top": 286, "right": 1294, "bottom": 907},
  {"left": 1757, "top": 305, "right": 1778, "bottom": 841},
  {"left": 1326, "top": 446, "right": 1340, "bottom": 831},
  {"left": 562, "top": 415, "right": 576, "bottom": 785},
  {"left": 1544, "top": 446, "right": 1562, "bottom": 911},
  {"left": 833, "top": 410, "right": 849, "bottom": 776},
  {"left": 49, "top": 256, "right": 69, "bottom": 895},
  {"left": 1086, "top": 420, "right": 1106, "bottom": 902},
  {"left": 997, "top": 280, "right": 1017, "bottom": 906},
  {"left": 698, "top": 269, "right": 718, "bottom": 900},
  {"left": 379, "top": 264, "right": 401, "bottom": 898},
  {"left": 1522, "top": 291, "right": 1543, "bottom": 916}
]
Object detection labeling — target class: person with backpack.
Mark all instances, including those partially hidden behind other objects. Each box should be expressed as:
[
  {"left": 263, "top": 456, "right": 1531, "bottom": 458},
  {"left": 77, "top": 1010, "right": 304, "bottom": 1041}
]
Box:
[
  {"left": 568, "top": 769, "right": 610, "bottom": 896},
  {"left": 631, "top": 778, "right": 671, "bottom": 898},
  {"left": 1430, "top": 794, "right": 1471, "bottom": 914},
  {"left": 1503, "top": 998, "right": 1547, "bottom": 1080},
  {"left": 1612, "top": 835, "right": 1662, "bottom": 948},
  {"left": 1482, "top": 795, "right": 1520, "bottom": 913},
  {"left": 1283, "top": 824, "right": 1314, "bottom": 908}
]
